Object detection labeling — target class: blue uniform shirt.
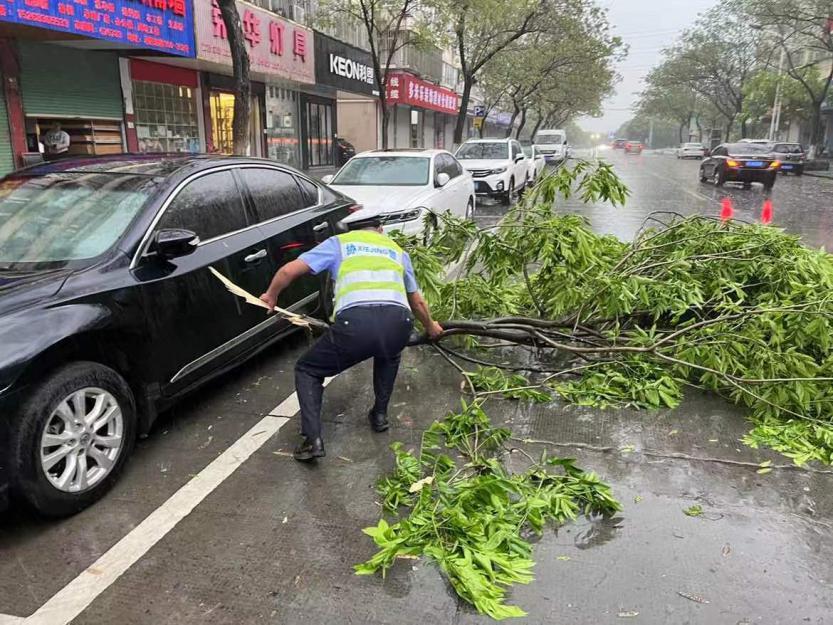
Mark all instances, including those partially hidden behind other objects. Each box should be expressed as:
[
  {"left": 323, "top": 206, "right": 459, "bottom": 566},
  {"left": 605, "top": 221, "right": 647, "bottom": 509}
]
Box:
[{"left": 299, "top": 235, "right": 420, "bottom": 296}]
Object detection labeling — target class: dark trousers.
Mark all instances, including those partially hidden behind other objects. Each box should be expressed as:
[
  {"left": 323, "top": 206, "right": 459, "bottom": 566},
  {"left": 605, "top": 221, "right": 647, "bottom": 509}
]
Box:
[{"left": 295, "top": 305, "right": 414, "bottom": 440}]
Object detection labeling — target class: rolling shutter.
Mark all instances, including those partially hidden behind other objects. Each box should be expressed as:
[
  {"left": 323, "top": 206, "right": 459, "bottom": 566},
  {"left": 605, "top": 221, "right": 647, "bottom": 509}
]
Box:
[
  {"left": 0, "top": 71, "right": 13, "bottom": 176},
  {"left": 18, "top": 42, "right": 122, "bottom": 119}
]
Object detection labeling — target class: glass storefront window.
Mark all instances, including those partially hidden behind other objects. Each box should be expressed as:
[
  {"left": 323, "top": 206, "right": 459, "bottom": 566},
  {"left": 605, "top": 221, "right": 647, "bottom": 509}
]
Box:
[
  {"left": 133, "top": 81, "right": 199, "bottom": 153},
  {"left": 266, "top": 87, "right": 300, "bottom": 168}
]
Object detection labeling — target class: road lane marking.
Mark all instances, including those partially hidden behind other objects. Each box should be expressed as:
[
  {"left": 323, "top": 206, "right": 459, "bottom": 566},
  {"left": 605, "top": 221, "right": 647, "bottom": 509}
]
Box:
[
  {"left": 22, "top": 414, "right": 290, "bottom": 625},
  {"left": 0, "top": 615, "right": 25, "bottom": 624},
  {"left": 268, "top": 376, "right": 334, "bottom": 416}
]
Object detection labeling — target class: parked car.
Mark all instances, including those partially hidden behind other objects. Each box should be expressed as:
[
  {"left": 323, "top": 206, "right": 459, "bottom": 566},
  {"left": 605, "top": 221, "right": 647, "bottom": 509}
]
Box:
[
  {"left": 454, "top": 138, "right": 529, "bottom": 205},
  {"left": 323, "top": 149, "right": 475, "bottom": 237},
  {"left": 522, "top": 144, "right": 546, "bottom": 185},
  {"left": 767, "top": 142, "right": 805, "bottom": 175},
  {"left": 699, "top": 142, "right": 780, "bottom": 189},
  {"left": 624, "top": 141, "right": 643, "bottom": 154},
  {"left": 0, "top": 154, "right": 355, "bottom": 516},
  {"left": 676, "top": 142, "right": 706, "bottom": 159},
  {"left": 335, "top": 136, "right": 356, "bottom": 166},
  {"left": 612, "top": 138, "right": 627, "bottom": 150}
]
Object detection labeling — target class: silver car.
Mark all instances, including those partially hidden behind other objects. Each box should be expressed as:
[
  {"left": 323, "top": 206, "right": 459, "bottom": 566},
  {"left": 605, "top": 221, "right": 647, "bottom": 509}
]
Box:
[{"left": 768, "top": 142, "right": 806, "bottom": 175}]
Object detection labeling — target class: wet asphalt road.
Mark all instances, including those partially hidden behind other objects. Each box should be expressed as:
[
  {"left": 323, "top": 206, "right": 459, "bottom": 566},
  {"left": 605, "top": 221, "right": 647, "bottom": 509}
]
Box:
[{"left": 1, "top": 152, "right": 832, "bottom": 624}]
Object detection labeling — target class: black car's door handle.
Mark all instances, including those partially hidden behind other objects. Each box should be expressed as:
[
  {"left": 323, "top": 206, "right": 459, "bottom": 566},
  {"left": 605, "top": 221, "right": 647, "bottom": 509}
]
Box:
[
  {"left": 244, "top": 249, "right": 268, "bottom": 263},
  {"left": 312, "top": 221, "right": 330, "bottom": 233}
]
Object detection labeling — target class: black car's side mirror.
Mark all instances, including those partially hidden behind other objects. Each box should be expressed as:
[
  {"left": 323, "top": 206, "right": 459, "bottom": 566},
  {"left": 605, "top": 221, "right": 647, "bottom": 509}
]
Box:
[{"left": 150, "top": 228, "right": 200, "bottom": 260}]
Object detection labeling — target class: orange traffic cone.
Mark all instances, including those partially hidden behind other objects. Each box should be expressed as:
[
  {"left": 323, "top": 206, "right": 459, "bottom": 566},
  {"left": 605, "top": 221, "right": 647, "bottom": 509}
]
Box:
[
  {"left": 761, "top": 198, "right": 773, "bottom": 224},
  {"left": 720, "top": 197, "right": 734, "bottom": 221}
]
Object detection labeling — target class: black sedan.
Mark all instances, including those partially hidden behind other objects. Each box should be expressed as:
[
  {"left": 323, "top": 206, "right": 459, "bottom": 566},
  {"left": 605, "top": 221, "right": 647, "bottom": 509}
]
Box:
[
  {"left": 699, "top": 142, "right": 780, "bottom": 189},
  {"left": 0, "top": 155, "right": 354, "bottom": 516}
]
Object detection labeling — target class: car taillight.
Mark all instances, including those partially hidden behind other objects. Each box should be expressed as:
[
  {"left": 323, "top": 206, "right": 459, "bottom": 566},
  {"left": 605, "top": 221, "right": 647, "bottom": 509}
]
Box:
[
  {"left": 726, "top": 159, "right": 740, "bottom": 167},
  {"left": 769, "top": 160, "right": 780, "bottom": 168},
  {"left": 347, "top": 204, "right": 363, "bottom": 213}
]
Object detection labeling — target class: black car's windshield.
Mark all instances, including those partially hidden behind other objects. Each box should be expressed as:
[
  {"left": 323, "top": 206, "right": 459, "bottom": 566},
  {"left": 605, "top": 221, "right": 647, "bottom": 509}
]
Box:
[
  {"left": 332, "top": 156, "right": 430, "bottom": 186},
  {"left": 0, "top": 173, "right": 159, "bottom": 268},
  {"left": 456, "top": 143, "right": 509, "bottom": 160},
  {"left": 725, "top": 143, "right": 772, "bottom": 155}
]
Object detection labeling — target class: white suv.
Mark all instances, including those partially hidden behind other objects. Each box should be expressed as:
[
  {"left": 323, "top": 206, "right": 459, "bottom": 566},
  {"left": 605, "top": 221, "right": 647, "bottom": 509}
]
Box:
[{"left": 455, "top": 138, "right": 528, "bottom": 205}]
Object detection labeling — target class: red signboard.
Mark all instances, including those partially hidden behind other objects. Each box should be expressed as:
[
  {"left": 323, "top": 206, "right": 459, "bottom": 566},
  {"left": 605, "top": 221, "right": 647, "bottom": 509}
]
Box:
[{"left": 385, "top": 71, "right": 458, "bottom": 114}]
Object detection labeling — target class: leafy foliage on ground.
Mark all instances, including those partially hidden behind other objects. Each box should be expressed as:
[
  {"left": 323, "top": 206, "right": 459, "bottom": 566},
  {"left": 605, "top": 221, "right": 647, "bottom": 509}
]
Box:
[
  {"left": 356, "top": 401, "right": 620, "bottom": 619},
  {"left": 396, "top": 162, "right": 833, "bottom": 464}
]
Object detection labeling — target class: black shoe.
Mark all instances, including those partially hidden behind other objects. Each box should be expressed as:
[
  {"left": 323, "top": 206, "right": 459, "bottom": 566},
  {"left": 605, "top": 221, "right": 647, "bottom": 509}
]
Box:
[
  {"left": 368, "top": 410, "right": 389, "bottom": 432},
  {"left": 293, "top": 437, "right": 325, "bottom": 462}
]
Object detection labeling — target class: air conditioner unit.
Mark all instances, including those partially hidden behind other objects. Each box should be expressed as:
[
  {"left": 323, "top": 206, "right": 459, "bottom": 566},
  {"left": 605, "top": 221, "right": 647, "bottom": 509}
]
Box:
[{"left": 293, "top": 4, "right": 306, "bottom": 23}]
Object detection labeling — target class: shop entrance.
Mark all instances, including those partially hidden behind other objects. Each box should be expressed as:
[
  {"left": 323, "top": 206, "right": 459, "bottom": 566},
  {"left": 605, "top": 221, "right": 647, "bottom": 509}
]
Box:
[{"left": 209, "top": 91, "right": 263, "bottom": 156}]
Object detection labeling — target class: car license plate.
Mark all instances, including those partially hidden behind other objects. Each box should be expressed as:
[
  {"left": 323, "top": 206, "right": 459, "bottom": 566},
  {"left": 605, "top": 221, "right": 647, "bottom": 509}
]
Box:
[
  {"left": 746, "top": 161, "right": 763, "bottom": 167},
  {"left": 781, "top": 164, "right": 793, "bottom": 170}
]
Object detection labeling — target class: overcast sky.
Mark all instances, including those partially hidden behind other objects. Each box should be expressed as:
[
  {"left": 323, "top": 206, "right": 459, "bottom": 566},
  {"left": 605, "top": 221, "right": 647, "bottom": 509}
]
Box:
[{"left": 579, "top": 0, "right": 718, "bottom": 136}]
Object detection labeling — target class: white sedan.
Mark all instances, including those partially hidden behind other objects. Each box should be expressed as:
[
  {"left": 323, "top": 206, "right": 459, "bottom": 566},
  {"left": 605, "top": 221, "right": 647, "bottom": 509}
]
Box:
[
  {"left": 676, "top": 142, "right": 706, "bottom": 159},
  {"left": 522, "top": 144, "right": 546, "bottom": 185},
  {"left": 322, "top": 149, "right": 475, "bottom": 238}
]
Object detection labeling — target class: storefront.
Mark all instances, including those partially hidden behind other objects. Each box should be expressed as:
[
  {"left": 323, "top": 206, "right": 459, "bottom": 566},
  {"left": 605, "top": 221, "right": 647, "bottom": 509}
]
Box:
[
  {"left": 0, "top": 67, "right": 13, "bottom": 176},
  {"left": 0, "top": 0, "right": 195, "bottom": 169},
  {"left": 385, "top": 71, "right": 459, "bottom": 150},
  {"left": 314, "top": 31, "right": 379, "bottom": 157},
  {"left": 193, "top": 0, "right": 315, "bottom": 162},
  {"left": 128, "top": 59, "right": 202, "bottom": 154},
  {"left": 18, "top": 42, "right": 125, "bottom": 157}
]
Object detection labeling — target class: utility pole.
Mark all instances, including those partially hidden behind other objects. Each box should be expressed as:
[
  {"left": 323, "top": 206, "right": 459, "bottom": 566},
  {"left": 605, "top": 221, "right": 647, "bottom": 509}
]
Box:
[{"left": 768, "top": 46, "right": 785, "bottom": 142}]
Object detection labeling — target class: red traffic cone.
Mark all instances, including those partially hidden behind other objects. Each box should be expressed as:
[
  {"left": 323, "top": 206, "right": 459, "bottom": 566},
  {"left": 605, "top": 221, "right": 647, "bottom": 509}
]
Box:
[
  {"left": 720, "top": 197, "right": 734, "bottom": 221},
  {"left": 761, "top": 198, "right": 773, "bottom": 225}
]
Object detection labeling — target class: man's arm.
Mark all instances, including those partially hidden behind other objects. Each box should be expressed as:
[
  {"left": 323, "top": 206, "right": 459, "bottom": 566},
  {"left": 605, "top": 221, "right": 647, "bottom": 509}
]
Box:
[
  {"left": 259, "top": 259, "right": 312, "bottom": 312},
  {"left": 407, "top": 291, "right": 443, "bottom": 340}
]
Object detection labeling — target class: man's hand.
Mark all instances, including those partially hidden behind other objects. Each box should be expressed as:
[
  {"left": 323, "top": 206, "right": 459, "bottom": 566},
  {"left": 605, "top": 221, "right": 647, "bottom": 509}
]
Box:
[
  {"left": 426, "top": 320, "right": 444, "bottom": 340},
  {"left": 259, "top": 292, "right": 277, "bottom": 314}
]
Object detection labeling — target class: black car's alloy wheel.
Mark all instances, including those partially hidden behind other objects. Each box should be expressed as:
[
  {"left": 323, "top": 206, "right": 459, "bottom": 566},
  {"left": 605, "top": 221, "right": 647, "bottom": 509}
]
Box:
[
  {"left": 712, "top": 168, "right": 725, "bottom": 187},
  {"left": 10, "top": 362, "right": 136, "bottom": 517}
]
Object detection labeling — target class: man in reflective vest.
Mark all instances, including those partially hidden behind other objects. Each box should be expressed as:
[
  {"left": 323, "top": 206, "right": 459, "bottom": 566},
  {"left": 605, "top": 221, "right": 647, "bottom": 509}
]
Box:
[{"left": 260, "top": 216, "right": 443, "bottom": 462}]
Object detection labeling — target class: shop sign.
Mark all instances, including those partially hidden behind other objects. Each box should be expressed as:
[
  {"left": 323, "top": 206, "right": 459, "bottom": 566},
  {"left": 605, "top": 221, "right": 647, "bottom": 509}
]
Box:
[
  {"left": 313, "top": 31, "right": 376, "bottom": 96},
  {"left": 0, "top": 0, "right": 196, "bottom": 57},
  {"left": 385, "top": 71, "right": 458, "bottom": 115},
  {"left": 195, "top": 0, "right": 314, "bottom": 84}
]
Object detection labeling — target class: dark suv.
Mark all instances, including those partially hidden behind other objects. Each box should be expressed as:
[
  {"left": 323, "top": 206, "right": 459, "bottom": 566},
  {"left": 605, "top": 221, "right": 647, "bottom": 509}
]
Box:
[
  {"left": 0, "top": 155, "right": 353, "bottom": 516},
  {"left": 768, "top": 142, "right": 806, "bottom": 175}
]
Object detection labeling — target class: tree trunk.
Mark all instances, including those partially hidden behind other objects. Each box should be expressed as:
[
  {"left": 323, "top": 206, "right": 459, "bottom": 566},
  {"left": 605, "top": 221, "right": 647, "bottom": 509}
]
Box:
[
  {"left": 380, "top": 100, "right": 390, "bottom": 150},
  {"left": 808, "top": 102, "right": 823, "bottom": 160},
  {"left": 515, "top": 107, "right": 527, "bottom": 139},
  {"left": 505, "top": 102, "right": 520, "bottom": 138},
  {"left": 740, "top": 116, "right": 748, "bottom": 139},
  {"left": 217, "top": 0, "right": 250, "bottom": 155},
  {"left": 678, "top": 123, "right": 685, "bottom": 144},
  {"left": 454, "top": 78, "right": 473, "bottom": 146},
  {"left": 530, "top": 117, "right": 544, "bottom": 140}
]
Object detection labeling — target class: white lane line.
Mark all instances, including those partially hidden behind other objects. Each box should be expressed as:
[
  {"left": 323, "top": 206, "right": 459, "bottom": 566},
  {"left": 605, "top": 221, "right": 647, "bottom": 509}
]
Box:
[
  {"left": 0, "top": 614, "right": 25, "bottom": 624},
  {"left": 23, "top": 414, "right": 290, "bottom": 625},
  {"left": 269, "top": 377, "right": 335, "bottom": 418}
]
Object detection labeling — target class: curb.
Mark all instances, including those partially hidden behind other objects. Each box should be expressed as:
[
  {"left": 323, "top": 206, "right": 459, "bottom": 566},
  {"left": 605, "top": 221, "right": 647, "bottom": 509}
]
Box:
[{"left": 803, "top": 171, "right": 833, "bottom": 180}]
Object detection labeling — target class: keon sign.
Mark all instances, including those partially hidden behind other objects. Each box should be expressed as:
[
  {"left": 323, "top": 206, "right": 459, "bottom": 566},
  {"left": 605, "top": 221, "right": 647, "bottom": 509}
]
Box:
[{"left": 314, "top": 31, "right": 378, "bottom": 96}]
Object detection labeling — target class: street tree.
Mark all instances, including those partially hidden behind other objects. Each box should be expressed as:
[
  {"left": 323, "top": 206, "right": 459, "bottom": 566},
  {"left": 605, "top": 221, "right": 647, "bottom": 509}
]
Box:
[
  {"left": 742, "top": 67, "right": 821, "bottom": 137},
  {"left": 435, "top": 0, "right": 615, "bottom": 145},
  {"left": 316, "top": 0, "right": 434, "bottom": 149},
  {"left": 650, "top": 0, "right": 761, "bottom": 140},
  {"left": 216, "top": 0, "right": 251, "bottom": 154},
  {"left": 746, "top": 0, "right": 833, "bottom": 156},
  {"left": 476, "top": 22, "right": 623, "bottom": 140}
]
